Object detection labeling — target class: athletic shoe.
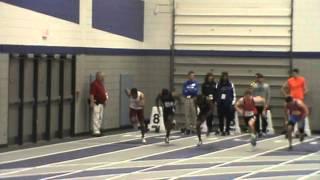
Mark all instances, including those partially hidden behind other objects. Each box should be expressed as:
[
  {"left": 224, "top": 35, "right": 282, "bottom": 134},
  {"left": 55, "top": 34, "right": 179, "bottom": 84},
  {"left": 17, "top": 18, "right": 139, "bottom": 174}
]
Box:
[
  {"left": 288, "top": 145, "right": 293, "bottom": 151},
  {"left": 250, "top": 134, "right": 257, "bottom": 147},
  {"left": 299, "top": 134, "right": 305, "bottom": 142},
  {"left": 142, "top": 137, "right": 147, "bottom": 144},
  {"left": 197, "top": 140, "right": 203, "bottom": 146},
  {"left": 165, "top": 137, "right": 169, "bottom": 144}
]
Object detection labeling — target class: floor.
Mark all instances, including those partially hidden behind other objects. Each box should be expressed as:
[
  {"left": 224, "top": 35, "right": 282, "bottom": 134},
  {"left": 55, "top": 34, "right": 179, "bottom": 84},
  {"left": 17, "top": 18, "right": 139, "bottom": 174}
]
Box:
[{"left": 0, "top": 130, "right": 319, "bottom": 180}]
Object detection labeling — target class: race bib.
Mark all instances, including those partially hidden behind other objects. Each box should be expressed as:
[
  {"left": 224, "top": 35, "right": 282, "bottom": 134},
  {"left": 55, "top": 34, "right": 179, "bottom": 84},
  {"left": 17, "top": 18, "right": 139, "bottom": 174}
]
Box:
[
  {"left": 292, "top": 110, "right": 301, "bottom": 116},
  {"left": 244, "top": 111, "right": 254, "bottom": 117},
  {"left": 221, "top": 94, "right": 226, "bottom": 100}
]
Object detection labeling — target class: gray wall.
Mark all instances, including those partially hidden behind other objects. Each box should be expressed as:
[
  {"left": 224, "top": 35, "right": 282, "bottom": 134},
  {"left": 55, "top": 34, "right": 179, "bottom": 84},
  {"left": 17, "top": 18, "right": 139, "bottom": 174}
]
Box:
[
  {"left": 75, "top": 55, "right": 170, "bottom": 134},
  {"left": 0, "top": 54, "right": 9, "bottom": 145},
  {"left": 293, "top": 59, "right": 320, "bottom": 131}
]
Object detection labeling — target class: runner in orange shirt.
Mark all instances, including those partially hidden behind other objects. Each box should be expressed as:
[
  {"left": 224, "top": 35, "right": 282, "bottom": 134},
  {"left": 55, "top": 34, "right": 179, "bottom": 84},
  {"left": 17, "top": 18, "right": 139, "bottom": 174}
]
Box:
[
  {"left": 281, "top": 68, "right": 308, "bottom": 101},
  {"left": 281, "top": 68, "right": 309, "bottom": 135}
]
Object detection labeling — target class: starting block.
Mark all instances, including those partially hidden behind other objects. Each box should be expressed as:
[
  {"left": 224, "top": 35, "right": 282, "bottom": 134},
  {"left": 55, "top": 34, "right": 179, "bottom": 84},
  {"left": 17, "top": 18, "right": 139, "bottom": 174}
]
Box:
[{"left": 149, "top": 106, "right": 166, "bottom": 133}]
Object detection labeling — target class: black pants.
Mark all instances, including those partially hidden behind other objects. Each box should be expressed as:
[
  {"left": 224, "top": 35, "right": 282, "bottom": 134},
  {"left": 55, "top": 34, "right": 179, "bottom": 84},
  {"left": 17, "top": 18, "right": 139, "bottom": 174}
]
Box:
[
  {"left": 163, "top": 110, "right": 174, "bottom": 138},
  {"left": 255, "top": 106, "right": 268, "bottom": 134},
  {"left": 206, "top": 101, "right": 215, "bottom": 133},
  {"left": 217, "top": 104, "right": 233, "bottom": 133}
]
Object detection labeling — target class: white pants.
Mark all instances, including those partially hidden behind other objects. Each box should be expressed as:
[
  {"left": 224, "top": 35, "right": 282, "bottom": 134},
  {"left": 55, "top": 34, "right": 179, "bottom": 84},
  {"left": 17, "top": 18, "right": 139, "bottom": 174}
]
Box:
[{"left": 92, "top": 104, "right": 104, "bottom": 134}]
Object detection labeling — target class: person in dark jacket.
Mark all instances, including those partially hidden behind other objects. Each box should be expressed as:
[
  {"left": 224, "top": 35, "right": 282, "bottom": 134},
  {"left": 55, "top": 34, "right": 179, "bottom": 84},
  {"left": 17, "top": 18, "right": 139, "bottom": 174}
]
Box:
[
  {"left": 201, "top": 72, "right": 217, "bottom": 136},
  {"left": 216, "top": 72, "right": 236, "bottom": 136}
]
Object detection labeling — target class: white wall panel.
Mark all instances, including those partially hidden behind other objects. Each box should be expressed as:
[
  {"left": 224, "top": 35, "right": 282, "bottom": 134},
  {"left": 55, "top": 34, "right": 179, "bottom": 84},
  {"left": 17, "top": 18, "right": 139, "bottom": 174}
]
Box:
[
  {"left": 174, "top": 0, "right": 292, "bottom": 51},
  {"left": 293, "top": 0, "right": 320, "bottom": 51}
]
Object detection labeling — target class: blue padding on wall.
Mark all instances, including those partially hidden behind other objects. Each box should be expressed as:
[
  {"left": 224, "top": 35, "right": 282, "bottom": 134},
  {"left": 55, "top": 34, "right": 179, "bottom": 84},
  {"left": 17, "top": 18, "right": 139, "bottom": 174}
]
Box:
[
  {"left": 1, "top": 45, "right": 320, "bottom": 58},
  {"left": 92, "top": 0, "right": 144, "bottom": 41},
  {"left": 0, "top": 0, "right": 80, "bottom": 23}
]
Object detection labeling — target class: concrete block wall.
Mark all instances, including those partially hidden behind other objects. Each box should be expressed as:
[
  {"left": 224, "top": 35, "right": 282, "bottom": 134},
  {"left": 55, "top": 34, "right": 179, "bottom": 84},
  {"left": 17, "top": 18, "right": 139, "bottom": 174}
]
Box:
[
  {"left": 0, "top": 54, "right": 9, "bottom": 145},
  {"left": 75, "top": 55, "right": 170, "bottom": 134}
]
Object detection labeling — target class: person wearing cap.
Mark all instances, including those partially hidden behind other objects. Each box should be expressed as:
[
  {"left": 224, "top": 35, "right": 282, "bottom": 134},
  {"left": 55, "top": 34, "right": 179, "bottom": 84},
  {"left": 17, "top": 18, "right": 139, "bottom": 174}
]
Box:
[
  {"left": 90, "top": 72, "right": 109, "bottom": 136},
  {"left": 182, "top": 71, "right": 200, "bottom": 135},
  {"left": 250, "top": 73, "right": 271, "bottom": 137},
  {"left": 216, "top": 72, "right": 236, "bottom": 136}
]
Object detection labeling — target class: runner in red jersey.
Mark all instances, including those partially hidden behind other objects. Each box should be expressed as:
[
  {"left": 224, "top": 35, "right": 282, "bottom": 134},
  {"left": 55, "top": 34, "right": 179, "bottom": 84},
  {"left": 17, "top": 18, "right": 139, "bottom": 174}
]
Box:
[
  {"left": 235, "top": 90, "right": 265, "bottom": 147},
  {"left": 284, "top": 96, "right": 309, "bottom": 150}
]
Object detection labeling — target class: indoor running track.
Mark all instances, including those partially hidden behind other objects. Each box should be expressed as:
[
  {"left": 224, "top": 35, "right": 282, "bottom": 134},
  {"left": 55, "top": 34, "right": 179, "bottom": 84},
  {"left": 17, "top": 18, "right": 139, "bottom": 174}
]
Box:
[{"left": 0, "top": 131, "right": 319, "bottom": 180}]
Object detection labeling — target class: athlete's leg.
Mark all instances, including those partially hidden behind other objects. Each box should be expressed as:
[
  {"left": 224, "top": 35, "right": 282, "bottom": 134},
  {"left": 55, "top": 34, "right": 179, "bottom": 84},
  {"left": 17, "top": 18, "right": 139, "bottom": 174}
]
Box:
[
  {"left": 287, "top": 121, "right": 295, "bottom": 149},
  {"left": 298, "top": 118, "right": 305, "bottom": 142},
  {"left": 196, "top": 113, "right": 206, "bottom": 146},
  {"left": 248, "top": 116, "right": 257, "bottom": 146}
]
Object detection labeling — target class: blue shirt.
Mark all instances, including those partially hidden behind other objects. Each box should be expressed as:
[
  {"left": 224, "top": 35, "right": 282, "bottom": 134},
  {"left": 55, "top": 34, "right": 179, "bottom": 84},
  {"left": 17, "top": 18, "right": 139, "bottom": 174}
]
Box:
[{"left": 183, "top": 80, "right": 200, "bottom": 97}]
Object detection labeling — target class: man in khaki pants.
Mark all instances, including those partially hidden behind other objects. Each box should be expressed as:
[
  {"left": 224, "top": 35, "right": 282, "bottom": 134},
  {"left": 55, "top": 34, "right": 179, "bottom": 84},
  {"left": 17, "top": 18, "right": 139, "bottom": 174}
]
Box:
[
  {"left": 182, "top": 71, "right": 200, "bottom": 135},
  {"left": 90, "top": 72, "right": 108, "bottom": 136}
]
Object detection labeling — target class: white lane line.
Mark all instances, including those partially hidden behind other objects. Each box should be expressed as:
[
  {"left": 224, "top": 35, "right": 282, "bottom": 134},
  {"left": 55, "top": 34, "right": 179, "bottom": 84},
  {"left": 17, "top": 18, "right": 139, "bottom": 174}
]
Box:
[
  {"left": 0, "top": 132, "right": 169, "bottom": 176},
  {"left": 170, "top": 137, "right": 319, "bottom": 180},
  {"left": 42, "top": 134, "right": 248, "bottom": 180},
  {"left": 0, "top": 131, "right": 140, "bottom": 164},
  {"left": 296, "top": 165, "right": 320, "bottom": 180},
  {"left": 107, "top": 135, "right": 281, "bottom": 180},
  {"left": 236, "top": 150, "right": 320, "bottom": 179},
  {"left": 0, "top": 131, "right": 136, "bottom": 155}
]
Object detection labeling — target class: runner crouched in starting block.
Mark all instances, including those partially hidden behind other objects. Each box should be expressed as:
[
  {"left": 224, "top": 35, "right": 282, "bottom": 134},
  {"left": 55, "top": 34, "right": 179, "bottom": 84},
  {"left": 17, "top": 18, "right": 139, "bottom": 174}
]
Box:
[{"left": 235, "top": 89, "right": 265, "bottom": 147}]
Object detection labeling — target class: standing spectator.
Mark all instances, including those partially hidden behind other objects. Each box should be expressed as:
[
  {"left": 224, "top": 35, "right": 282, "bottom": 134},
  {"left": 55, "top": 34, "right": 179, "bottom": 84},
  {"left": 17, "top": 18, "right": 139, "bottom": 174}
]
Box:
[
  {"left": 125, "top": 88, "right": 147, "bottom": 144},
  {"left": 90, "top": 72, "right": 108, "bottom": 136},
  {"left": 281, "top": 68, "right": 308, "bottom": 101},
  {"left": 251, "top": 73, "right": 271, "bottom": 137},
  {"left": 182, "top": 71, "right": 200, "bottom": 135},
  {"left": 201, "top": 72, "right": 217, "bottom": 136},
  {"left": 216, "top": 72, "right": 236, "bottom": 136}
]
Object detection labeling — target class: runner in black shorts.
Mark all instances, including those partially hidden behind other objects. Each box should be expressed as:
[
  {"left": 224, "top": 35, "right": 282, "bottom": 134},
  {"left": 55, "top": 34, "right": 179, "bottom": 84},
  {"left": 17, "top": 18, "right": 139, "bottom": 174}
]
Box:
[
  {"left": 156, "top": 89, "right": 176, "bottom": 144},
  {"left": 235, "top": 90, "right": 265, "bottom": 147},
  {"left": 195, "top": 94, "right": 211, "bottom": 146}
]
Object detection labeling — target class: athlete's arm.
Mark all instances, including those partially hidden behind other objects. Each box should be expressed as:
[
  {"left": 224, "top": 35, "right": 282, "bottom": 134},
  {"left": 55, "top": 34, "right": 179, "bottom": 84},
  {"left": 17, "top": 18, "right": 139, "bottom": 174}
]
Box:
[
  {"left": 297, "top": 100, "right": 309, "bottom": 118},
  {"left": 125, "top": 88, "right": 131, "bottom": 97},
  {"left": 253, "top": 96, "right": 265, "bottom": 105},
  {"left": 283, "top": 103, "right": 289, "bottom": 125},
  {"left": 281, "top": 81, "right": 289, "bottom": 96},
  {"left": 139, "top": 93, "right": 145, "bottom": 107},
  {"left": 303, "top": 78, "right": 309, "bottom": 95},
  {"left": 235, "top": 98, "right": 244, "bottom": 115}
]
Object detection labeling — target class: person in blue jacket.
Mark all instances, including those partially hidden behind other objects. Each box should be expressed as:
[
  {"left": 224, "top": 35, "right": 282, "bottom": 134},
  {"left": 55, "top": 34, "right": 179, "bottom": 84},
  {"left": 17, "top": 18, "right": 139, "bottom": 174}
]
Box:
[
  {"left": 182, "top": 71, "right": 200, "bottom": 135},
  {"left": 216, "top": 72, "right": 236, "bottom": 136}
]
